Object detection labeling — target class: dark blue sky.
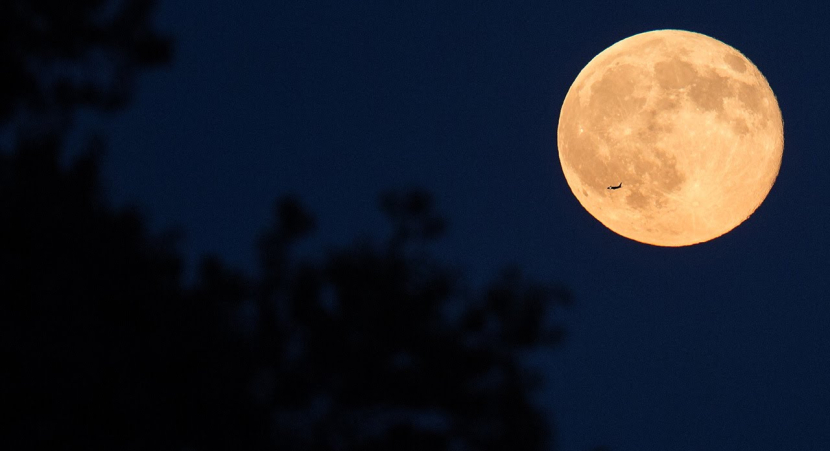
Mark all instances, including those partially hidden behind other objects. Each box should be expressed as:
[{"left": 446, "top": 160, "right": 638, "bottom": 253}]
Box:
[{"left": 78, "top": 0, "right": 830, "bottom": 449}]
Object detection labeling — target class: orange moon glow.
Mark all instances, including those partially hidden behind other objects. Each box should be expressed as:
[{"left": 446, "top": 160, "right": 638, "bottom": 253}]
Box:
[{"left": 557, "top": 30, "right": 783, "bottom": 246}]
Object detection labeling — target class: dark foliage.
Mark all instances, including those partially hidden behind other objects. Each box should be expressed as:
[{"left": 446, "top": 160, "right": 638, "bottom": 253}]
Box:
[
  {"left": 255, "top": 191, "right": 571, "bottom": 450},
  {"left": 0, "top": 0, "right": 171, "bottom": 137},
  {"left": 1, "top": 1, "right": 573, "bottom": 450}
]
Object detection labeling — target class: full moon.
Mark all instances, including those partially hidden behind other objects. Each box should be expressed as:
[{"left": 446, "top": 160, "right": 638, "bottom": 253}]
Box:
[{"left": 557, "top": 30, "right": 783, "bottom": 246}]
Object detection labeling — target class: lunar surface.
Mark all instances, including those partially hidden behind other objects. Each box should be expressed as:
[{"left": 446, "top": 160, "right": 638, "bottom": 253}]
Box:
[{"left": 557, "top": 30, "right": 783, "bottom": 246}]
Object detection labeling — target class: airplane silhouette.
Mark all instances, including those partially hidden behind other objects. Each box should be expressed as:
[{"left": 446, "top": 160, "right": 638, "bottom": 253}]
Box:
[{"left": 607, "top": 182, "right": 622, "bottom": 190}]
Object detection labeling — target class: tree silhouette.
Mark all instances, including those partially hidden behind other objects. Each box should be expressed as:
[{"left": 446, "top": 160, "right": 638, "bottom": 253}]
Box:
[
  {"left": 1, "top": 1, "right": 574, "bottom": 450},
  {"left": 254, "top": 192, "right": 572, "bottom": 450},
  {"left": 0, "top": 0, "right": 171, "bottom": 138}
]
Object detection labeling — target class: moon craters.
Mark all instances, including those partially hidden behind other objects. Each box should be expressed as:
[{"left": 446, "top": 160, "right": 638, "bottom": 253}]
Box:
[
  {"left": 654, "top": 58, "right": 697, "bottom": 90},
  {"left": 724, "top": 53, "right": 747, "bottom": 73},
  {"left": 558, "top": 30, "right": 783, "bottom": 246}
]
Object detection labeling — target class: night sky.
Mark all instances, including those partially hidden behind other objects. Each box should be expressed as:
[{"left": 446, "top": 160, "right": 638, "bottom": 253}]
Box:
[{"left": 76, "top": 1, "right": 830, "bottom": 450}]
